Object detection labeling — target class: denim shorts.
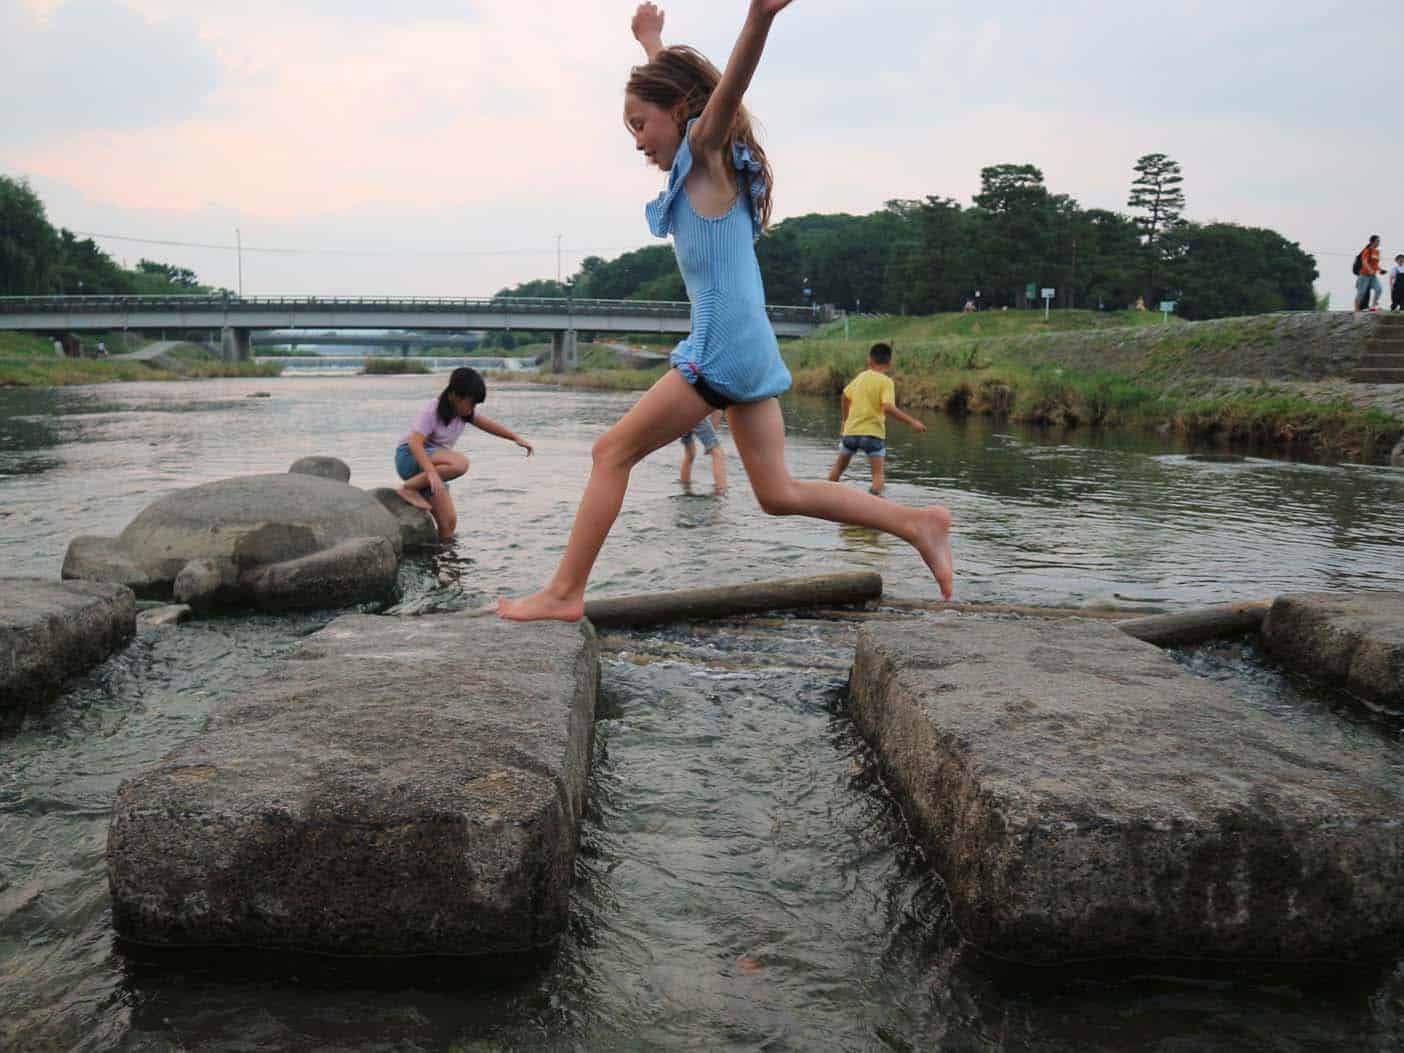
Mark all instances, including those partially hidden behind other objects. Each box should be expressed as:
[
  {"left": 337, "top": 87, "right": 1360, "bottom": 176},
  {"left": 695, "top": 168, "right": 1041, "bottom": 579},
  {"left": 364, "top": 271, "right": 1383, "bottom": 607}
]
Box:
[
  {"left": 679, "top": 417, "right": 721, "bottom": 453},
  {"left": 395, "top": 441, "right": 447, "bottom": 496},
  {"left": 840, "top": 435, "right": 886, "bottom": 458}
]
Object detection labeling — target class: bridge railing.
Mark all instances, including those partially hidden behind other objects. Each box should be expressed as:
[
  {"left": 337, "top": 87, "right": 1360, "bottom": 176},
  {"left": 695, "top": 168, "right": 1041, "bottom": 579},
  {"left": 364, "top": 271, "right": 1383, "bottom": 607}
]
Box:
[{"left": 0, "top": 294, "right": 819, "bottom": 325}]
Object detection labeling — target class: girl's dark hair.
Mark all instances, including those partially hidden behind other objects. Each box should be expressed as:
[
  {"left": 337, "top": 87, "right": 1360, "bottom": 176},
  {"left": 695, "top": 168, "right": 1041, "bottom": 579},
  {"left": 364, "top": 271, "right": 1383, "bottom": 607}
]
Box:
[
  {"left": 626, "top": 46, "right": 775, "bottom": 232},
  {"left": 437, "top": 366, "right": 486, "bottom": 425}
]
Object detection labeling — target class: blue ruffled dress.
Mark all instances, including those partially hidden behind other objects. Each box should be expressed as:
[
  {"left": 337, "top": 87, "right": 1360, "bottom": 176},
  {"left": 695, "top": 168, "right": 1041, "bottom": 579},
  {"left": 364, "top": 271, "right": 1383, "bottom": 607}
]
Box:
[{"left": 646, "top": 118, "right": 792, "bottom": 404}]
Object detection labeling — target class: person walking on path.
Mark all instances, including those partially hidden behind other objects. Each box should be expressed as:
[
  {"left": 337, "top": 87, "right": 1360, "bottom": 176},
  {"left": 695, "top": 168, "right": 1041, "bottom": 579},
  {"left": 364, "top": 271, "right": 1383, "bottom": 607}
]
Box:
[
  {"left": 1355, "top": 235, "right": 1386, "bottom": 312},
  {"left": 496, "top": 1, "right": 954, "bottom": 622},
  {"left": 394, "top": 367, "right": 534, "bottom": 542},
  {"left": 679, "top": 409, "right": 728, "bottom": 492},
  {"left": 1391, "top": 254, "right": 1404, "bottom": 312},
  {"left": 828, "top": 342, "right": 927, "bottom": 495}
]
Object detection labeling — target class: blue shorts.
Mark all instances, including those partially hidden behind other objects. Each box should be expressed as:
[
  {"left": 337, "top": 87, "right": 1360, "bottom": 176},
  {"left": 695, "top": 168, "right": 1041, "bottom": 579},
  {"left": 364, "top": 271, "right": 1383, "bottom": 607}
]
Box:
[
  {"left": 680, "top": 417, "right": 721, "bottom": 453},
  {"left": 840, "top": 435, "right": 886, "bottom": 458},
  {"left": 395, "top": 442, "right": 447, "bottom": 497}
]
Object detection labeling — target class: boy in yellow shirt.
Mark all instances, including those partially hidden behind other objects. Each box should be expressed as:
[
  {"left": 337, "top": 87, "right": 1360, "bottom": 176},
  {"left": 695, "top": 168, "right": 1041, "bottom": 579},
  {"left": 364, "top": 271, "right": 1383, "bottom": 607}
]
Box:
[{"left": 828, "top": 342, "right": 927, "bottom": 494}]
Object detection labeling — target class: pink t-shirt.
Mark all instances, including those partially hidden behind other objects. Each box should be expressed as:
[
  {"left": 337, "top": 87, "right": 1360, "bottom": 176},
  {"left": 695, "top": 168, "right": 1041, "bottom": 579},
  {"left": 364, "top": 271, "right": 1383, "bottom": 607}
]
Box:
[{"left": 401, "top": 398, "right": 471, "bottom": 449}]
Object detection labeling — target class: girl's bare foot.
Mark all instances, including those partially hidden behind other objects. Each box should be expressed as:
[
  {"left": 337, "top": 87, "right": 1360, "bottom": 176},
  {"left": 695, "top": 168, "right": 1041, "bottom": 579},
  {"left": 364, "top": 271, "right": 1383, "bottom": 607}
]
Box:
[
  {"left": 497, "top": 590, "right": 586, "bottom": 623},
  {"left": 396, "top": 485, "right": 431, "bottom": 511},
  {"left": 911, "top": 506, "right": 954, "bottom": 599}
]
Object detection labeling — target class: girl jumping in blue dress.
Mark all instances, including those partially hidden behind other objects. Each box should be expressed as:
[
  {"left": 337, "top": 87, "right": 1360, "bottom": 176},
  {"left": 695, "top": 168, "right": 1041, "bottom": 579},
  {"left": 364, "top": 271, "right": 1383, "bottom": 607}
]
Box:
[{"left": 499, "top": 0, "right": 953, "bottom": 621}]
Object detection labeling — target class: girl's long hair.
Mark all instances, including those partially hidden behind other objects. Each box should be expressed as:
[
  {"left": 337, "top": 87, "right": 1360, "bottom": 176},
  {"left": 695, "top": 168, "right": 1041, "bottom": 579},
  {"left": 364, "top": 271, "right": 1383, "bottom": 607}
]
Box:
[
  {"left": 437, "top": 366, "right": 486, "bottom": 425},
  {"left": 627, "top": 46, "right": 774, "bottom": 233}
]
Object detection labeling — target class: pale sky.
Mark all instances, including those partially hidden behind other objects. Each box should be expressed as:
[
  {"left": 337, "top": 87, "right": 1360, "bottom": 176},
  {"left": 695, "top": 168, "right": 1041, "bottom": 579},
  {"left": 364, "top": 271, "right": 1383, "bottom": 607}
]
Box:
[{"left": 2, "top": 0, "right": 1395, "bottom": 309}]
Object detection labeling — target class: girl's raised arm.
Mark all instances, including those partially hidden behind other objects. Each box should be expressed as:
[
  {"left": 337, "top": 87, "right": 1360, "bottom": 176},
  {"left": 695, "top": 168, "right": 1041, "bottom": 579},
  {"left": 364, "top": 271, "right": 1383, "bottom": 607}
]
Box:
[
  {"left": 632, "top": 3, "right": 666, "bottom": 61},
  {"left": 690, "top": 0, "right": 796, "bottom": 155}
]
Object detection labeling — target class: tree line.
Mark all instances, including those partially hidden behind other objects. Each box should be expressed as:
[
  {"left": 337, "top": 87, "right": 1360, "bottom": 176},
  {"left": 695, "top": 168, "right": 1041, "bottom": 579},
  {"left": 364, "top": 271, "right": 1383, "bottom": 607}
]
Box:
[
  {"left": 3, "top": 154, "right": 1320, "bottom": 323},
  {"left": 502, "top": 155, "right": 1319, "bottom": 322},
  {"left": 0, "top": 175, "right": 216, "bottom": 297}
]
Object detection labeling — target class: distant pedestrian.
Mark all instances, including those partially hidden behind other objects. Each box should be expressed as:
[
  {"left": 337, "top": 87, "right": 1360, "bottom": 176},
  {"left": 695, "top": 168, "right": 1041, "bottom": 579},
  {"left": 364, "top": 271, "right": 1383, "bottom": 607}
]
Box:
[
  {"left": 1391, "top": 254, "right": 1404, "bottom": 312},
  {"left": 1355, "top": 235, "right": 1385, "bottom": 312},
  {"left": 393, "top": 367, "right": 533, "bottom": 542},
  {"left": 828, "top": 342, "right": 927, "bottom": 495},
  {"left": 97, "top": 340, "right": 108, "bottom": 357}
]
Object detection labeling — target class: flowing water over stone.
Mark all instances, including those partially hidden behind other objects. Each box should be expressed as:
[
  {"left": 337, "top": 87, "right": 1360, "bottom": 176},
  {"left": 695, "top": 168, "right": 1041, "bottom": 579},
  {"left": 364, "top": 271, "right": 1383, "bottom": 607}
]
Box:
[{"left": 1, "top": 376, "right": 1402, "bottom": 1049}]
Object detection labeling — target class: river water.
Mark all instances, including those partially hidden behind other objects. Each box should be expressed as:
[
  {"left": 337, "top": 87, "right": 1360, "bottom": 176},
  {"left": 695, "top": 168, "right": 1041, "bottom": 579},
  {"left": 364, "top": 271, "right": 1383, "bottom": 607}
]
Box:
[{"left": 1, "top": 375, "right": 1402, "bottom": 1050}]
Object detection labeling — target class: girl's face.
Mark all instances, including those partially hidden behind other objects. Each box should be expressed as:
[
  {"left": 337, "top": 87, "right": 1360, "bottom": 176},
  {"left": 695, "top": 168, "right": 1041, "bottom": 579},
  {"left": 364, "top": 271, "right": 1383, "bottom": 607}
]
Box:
[
  {"left": 452, "top": 395, "right": 477, "bottom": 417},
  {"left": 624, "top": 93, "right": 684, "bottom": 170}
]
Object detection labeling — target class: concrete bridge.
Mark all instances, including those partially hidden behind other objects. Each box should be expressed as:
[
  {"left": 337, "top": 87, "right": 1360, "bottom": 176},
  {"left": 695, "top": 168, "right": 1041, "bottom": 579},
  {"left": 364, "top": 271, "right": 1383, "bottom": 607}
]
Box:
[{"left": 0, "top": 294, "right": 822, "bottom": 369}]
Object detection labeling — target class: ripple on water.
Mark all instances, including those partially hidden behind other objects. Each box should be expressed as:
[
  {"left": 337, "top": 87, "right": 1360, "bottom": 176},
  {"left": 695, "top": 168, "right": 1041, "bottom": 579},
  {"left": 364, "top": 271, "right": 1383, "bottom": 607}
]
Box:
[{"left": 0, "top": 379, "right": 1401, "bottom": 1048}]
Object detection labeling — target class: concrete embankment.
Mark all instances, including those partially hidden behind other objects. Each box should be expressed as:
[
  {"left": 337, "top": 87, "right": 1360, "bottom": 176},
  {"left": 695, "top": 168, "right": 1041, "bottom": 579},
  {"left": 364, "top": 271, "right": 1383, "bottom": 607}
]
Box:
[
  {"left": 107, "top": 614, "right": 598, "bottom": 958},
  {"left": 847, "top": 616, "right": 1404, "bottom": 965},
  {"left": 1, "top": 578, "right": 135, "bottom": 722}
]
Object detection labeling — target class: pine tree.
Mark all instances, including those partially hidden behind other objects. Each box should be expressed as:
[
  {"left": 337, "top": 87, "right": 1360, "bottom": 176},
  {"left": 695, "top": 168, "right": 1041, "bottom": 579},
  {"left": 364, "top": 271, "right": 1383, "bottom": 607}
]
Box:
[{"left": 1127, "top": 154, "right": 1186, "bottom": 301}]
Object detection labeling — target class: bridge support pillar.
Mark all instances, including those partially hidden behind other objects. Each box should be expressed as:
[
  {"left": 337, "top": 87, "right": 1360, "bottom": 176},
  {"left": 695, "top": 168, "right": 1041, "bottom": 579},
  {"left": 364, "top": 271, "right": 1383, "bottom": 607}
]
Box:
[
  {"left": 221, "top": 327, "right": 252, "bottom": 363},
  {"left": 550, "top": 329, "right": 578, "bottom": 373}
]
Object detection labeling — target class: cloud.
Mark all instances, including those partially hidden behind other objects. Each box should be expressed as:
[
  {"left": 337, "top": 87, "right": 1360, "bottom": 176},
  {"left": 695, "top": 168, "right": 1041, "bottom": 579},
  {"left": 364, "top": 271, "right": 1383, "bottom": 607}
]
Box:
[
  {"left": 1, "top": 0, "right": 1397, "bottom": 310},
  {"left": 0, "top": 1, "right": 220, "bottom": 145}
]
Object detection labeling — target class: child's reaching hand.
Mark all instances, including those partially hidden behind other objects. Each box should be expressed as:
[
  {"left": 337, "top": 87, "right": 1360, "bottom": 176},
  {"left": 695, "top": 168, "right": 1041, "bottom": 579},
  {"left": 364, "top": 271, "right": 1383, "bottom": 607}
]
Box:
[
  {"left": 750, "top": 0, "right": 797, "bottom": 17},
  {"left": 632, "top": 3, "right": 665, "bottom": 55}
]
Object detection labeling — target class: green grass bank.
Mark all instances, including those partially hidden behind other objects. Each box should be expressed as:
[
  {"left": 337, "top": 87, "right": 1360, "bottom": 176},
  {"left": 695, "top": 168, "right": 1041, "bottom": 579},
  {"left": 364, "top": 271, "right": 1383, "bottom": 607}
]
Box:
[
  {"left": 511, "top": 311, "right": 1402, "bottom": 462},
  {"left": 0, "top": 332, "right": 282, "bottom": 387}
]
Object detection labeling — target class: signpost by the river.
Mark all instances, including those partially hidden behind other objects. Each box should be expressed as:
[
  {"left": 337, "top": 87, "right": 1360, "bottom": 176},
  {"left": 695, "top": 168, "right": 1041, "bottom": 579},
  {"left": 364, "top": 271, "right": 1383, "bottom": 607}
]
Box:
[
  {"left": 1160, "top": 299, "right": 1177, "bottom": 324},
  {"left": 1041, "top": 287, "right": 1056, "bottom": 321}
]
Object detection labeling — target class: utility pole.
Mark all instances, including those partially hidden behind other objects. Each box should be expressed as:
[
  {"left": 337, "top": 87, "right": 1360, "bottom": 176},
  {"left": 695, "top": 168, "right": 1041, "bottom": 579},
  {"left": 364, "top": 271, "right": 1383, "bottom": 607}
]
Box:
[
  {"left": 556, "top": 234, "right": 562, "bottom": 287},
  {"left": 236, "top": 227, "right": 244, "bottom": 297}
]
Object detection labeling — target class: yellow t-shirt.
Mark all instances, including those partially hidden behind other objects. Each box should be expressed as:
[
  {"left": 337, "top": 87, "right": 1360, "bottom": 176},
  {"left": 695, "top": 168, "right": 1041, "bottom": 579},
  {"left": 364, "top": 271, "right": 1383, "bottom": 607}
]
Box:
[{"left": 842, "top": 369, "right": 896, "bottom": 439}]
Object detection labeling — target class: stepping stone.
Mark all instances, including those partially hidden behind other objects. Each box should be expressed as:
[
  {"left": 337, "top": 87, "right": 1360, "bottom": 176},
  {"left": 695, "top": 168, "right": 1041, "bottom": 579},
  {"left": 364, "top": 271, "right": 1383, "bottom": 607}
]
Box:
[
  {"left": 848, "top": 618, "right": 1404, "bottom": 964},
  {"left": 1, "top": 578, "right": 135, "bottom": 720},
  {"left": 1262, "top": 591, "right": 1404, "bottom": 706},
  {"left": 108, "top": 614, "right": 598, "bottom": 958}
]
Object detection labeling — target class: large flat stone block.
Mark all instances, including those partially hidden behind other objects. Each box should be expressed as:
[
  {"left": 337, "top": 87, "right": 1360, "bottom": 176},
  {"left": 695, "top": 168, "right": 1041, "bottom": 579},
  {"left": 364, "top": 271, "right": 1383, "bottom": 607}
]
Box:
[
  {"left": 1, "top": 578, "right": 135, "bottom": 717},
  {"left": 108, "top": 615, "right": 598, "bottom": 958},
  {"left": 1262, "top": 591, "right": 1404, "bottom": 705},
  {"left": 848, "top": 619, "right": 1404, "bottom": 965}
]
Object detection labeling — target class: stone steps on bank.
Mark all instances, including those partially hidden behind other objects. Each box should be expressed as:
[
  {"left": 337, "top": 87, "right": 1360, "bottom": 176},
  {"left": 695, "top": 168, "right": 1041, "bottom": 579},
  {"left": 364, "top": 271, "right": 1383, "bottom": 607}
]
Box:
[{"left": 1350, "top": 368, "right": 1404, "bottom": 383}]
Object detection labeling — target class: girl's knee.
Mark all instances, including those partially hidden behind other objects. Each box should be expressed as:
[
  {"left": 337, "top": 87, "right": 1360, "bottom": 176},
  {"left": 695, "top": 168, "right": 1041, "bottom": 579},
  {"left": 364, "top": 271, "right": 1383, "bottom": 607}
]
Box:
[
  {"left": 754, "top": 481, "right": 800, "bottom": 517},
  {"left": 439, "top": 453, "right": 469, "bottom": 479},
  {"left": 592, "top": 429, "right": 643, "bottom": 471}
]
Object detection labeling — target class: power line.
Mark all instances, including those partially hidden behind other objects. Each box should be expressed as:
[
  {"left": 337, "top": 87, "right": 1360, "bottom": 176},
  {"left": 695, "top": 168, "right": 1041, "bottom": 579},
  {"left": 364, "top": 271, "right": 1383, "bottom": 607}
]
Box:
[{"left": 67, "top": 229, "right": 644, "bottom": 259}]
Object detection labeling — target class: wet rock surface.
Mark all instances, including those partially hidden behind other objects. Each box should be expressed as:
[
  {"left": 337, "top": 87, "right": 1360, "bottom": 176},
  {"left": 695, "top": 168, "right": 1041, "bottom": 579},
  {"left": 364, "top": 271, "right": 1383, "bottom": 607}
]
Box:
[
  {"left": 1262, "top": 591, "right": 1404, "bottom": 705},
  {"left": 107, "top": 613, "right": 598, "bottom": 958},
  {"left": 847, "top": 617, "right": 1404, "bottom": 964},
  {"left": 62, "top": 471, "right": 408, "bottom": 612},
  {"left": 0, "top": 578, "right": 135, "bottom": 718},
  {"left": 367, "top": 487, "right": 439, "bottom": 551},
  {"left": 288, "top": 456, "right": 351, "bottom": 483}
]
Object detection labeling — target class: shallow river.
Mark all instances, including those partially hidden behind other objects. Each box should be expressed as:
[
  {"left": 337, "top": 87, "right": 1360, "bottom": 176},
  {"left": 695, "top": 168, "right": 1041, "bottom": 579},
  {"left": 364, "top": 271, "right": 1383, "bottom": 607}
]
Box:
[{"left": 1, "top": 375, "right": 1402, "bottom": 1050}]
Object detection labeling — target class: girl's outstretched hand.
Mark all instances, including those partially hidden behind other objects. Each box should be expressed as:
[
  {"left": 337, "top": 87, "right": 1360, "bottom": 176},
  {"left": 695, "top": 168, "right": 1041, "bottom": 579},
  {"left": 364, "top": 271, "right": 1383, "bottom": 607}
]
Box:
[
  {"left": 632, "top": 3, "right": 664, "bottom": 43},
  {"left": 516, "top": 438, "right": 535, "bottom": 456},
  {"left": 750, "top": 0, "right": 796, "bottom": 17}
]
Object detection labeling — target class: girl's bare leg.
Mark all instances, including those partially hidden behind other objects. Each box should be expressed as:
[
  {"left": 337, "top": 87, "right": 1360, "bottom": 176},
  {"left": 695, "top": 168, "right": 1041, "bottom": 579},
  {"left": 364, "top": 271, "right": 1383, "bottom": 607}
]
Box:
[
  {"left": 728, "top": 399, "right": 953, "bottom": 598},
  {"left": 428, "top": 487, "right": 458, "bottom": 541},
  {"left": 869, "top": 454, "right": 886, "bottom": 494},
  {"left": 499, "top": 370, "right": 711, "bottom": 621},
  {"left": 827, "top": 451, "right": 853, "bottom": 482},
  {"left": 396, "top": 486, "right": 431, "bottom": 511},
  {"left": 400, "top": 450, "right": 469, "bottom": 494},
  {"left": 679, "top": 440, "right": 696, "bottom": 484},
  {"left": 709, "top": 446, "right": 727, "bottom": 492}
]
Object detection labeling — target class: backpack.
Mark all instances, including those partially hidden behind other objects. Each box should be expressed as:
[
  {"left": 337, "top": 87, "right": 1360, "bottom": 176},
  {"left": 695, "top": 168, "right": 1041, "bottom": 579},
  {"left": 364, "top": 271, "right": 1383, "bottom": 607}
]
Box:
[{"left": 1352, "top": 252, "right": 1363, "bottom": 276}]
